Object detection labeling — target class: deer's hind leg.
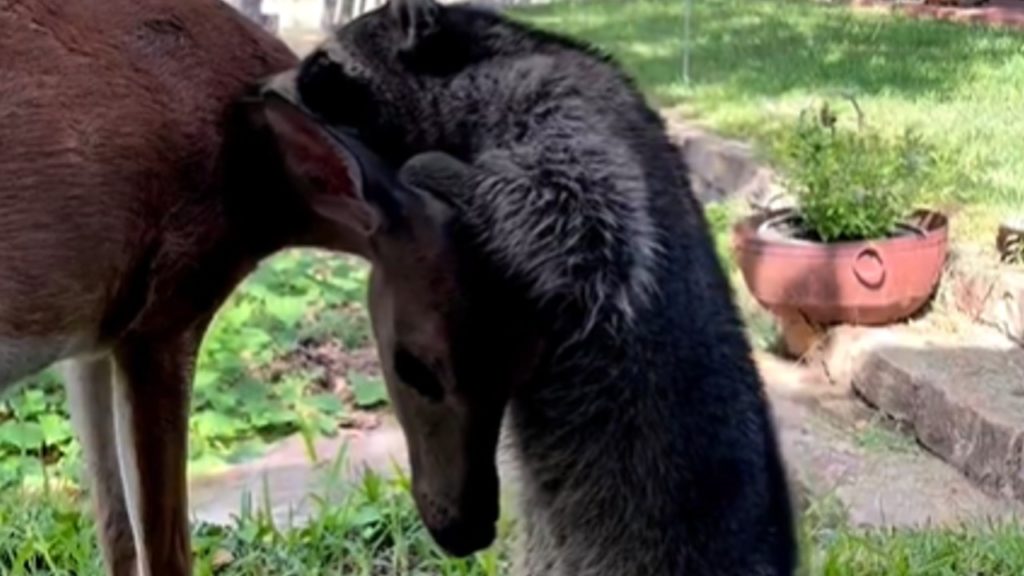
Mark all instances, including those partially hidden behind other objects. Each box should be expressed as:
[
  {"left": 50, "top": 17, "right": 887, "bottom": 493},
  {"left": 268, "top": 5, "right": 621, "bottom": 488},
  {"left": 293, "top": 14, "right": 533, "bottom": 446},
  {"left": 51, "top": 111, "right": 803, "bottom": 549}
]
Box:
[
  {"left": 108, "top": 333, "right": 198, "bottom": 576},
  {"left": 64, "top": 356, "right": 138, "bottom": 576}
]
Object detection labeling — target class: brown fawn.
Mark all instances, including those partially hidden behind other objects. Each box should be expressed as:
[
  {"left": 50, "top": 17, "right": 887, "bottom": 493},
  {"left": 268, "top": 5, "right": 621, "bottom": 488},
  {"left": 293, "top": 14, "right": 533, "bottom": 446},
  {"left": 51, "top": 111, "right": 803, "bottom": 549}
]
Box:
[{"left": 0, "top": 0, "right": 443, "bottom": 573}]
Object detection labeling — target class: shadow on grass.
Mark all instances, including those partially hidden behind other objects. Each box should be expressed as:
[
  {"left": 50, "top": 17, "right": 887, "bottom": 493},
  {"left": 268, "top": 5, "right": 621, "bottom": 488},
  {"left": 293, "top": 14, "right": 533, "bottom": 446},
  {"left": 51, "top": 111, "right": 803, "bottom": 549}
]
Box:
[
  {"left": 517, "top": 0, "right": 1024, "bottom": 211},
  {"left": 516, "top": 0, "right": 1022, "bottom": 103}
]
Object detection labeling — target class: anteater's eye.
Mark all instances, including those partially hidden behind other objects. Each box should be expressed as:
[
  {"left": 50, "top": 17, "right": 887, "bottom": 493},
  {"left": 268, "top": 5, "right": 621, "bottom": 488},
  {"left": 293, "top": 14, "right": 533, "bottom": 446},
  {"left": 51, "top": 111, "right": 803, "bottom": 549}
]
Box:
[
  {"left": 394, "top": 347, "right": 445, "bottom": 402},
  {"left": 296, "top": 51, "right": 340, "bottom": 103},
  {"left": 296, "top": 49, "right": 372, "bottom": 125}
]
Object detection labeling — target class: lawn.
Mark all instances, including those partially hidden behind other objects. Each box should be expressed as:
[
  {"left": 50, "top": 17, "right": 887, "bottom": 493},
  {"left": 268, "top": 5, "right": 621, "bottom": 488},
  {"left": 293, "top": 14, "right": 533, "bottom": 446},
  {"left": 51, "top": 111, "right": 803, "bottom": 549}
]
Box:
[
  {"left": 4, "top": 472, "right": 1024, "bottom": 575},
  {"left": 0, "top": 469, "right": 511, "bottom": 576},
  {"left": 516, "top": 0, "right": 1024, "bottom": 243},
  {"left": 2, "top": 0, "right": 1024, "bottom": 573}
]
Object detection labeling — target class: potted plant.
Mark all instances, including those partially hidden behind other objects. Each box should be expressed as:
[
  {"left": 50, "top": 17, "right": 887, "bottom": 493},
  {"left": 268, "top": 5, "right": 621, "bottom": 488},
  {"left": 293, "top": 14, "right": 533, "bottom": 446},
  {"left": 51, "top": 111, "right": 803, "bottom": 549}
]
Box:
[{"left": 732, "top": 98, "right": 949, "bottom": 342}]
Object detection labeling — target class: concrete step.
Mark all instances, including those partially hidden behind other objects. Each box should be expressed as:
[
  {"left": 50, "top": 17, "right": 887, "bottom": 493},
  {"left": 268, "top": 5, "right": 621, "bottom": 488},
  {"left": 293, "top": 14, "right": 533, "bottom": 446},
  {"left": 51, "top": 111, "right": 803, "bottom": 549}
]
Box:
[
  {"left": 760, "top": 353, "right": 1021, "bottom": 528},
  {"left": 821, "top": 323, "right": 1024, "bottom": 504}
]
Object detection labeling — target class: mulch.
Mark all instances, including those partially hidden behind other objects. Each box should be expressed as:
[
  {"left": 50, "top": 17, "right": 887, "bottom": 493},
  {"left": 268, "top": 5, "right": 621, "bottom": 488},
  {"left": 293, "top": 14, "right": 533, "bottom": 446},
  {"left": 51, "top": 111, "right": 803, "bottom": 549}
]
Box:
[{"left": 852, "top": 0, "right": 1024, "bottom": 30}]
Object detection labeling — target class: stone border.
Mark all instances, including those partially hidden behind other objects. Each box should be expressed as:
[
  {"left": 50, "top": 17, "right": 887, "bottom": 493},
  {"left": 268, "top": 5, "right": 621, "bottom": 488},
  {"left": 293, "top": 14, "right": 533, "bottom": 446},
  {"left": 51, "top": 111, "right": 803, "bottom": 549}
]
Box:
[
  {"left": 660, "top": 114, "right": 792, "bottom": 209},
  {"left": 824, "top": 325, "right": 1024, "bottom": 502},
  {"left": 944, "top": 250, "right": 1024, "bottom": 346}
]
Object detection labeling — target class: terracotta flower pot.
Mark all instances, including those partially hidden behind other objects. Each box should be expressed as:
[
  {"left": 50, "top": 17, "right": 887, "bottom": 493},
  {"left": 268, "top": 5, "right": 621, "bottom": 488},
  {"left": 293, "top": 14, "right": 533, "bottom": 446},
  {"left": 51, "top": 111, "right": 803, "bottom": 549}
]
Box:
[{"left": 732, "top": 208, "right": 949, "bottom": 326}]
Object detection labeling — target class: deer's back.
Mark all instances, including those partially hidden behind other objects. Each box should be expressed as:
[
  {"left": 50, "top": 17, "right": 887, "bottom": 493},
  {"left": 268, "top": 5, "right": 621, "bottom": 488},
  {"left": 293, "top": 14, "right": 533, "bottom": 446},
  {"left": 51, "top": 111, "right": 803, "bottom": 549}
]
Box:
[{"left": 0, "top": 0, "right": 295, "bottom": 359}]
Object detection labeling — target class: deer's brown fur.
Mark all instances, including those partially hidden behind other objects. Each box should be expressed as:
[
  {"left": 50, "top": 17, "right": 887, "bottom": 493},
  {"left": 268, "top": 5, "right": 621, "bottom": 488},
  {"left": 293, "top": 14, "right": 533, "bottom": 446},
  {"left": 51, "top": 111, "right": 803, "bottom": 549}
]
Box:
[
  {"left": 0, "top": 2, "right": 368, "bottom": 575},
  {"left": 0, "top": 0, "right": 296, "bottom": 358}
]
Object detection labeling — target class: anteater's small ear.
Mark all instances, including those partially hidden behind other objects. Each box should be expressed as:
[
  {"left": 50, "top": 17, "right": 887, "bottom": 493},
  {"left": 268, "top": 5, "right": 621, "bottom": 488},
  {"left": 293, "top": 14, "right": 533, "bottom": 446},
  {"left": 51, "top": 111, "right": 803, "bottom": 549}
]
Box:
[
  {"left": 388, "top": 0, "right": 440, "bottom": 51},
  {"left": 256, "top": 92, "right": 380, "bottom": 253},
  {"left": 398, "top": 151, "right": 472, "bottom": 211}
]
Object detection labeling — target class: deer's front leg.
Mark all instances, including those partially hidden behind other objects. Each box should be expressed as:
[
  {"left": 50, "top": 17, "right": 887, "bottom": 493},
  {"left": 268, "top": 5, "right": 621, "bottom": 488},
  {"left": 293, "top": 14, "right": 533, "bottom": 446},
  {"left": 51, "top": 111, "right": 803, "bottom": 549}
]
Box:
[
  {"left": 112, "top": 335, "right": 197, "bottom": 576},
  {"left": 64, "top": 356, "right": 138, "bottom": 576}
]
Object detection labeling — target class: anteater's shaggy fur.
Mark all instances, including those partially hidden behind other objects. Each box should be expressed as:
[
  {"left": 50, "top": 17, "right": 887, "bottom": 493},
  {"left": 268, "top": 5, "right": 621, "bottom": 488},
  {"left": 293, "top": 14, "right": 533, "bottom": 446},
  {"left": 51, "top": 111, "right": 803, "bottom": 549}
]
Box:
[{"left": 296, "top": 1, "right": 797, "bottom": 573}]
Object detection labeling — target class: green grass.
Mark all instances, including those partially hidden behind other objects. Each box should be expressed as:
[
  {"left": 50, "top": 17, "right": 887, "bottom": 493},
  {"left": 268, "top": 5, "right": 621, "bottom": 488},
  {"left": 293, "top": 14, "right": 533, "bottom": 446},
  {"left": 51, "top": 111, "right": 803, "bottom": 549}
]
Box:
[
  {"left": 853, "top": 415, "right": 919, "bottom": 455},
  {"left": 798, "top": 496, "right": 1024, "bottom": 576},
  {"left": 2, "top": 472, "right": 1024, "bottom": 576},
  {"left": 0, "top": 469, "right": 510, "bottom": 576},
  {"left": 515, "top": 0, "right": 1024, "bottom": 243},
  {"left": 705, "top": 200, "right": 782, "bottom": 348}
]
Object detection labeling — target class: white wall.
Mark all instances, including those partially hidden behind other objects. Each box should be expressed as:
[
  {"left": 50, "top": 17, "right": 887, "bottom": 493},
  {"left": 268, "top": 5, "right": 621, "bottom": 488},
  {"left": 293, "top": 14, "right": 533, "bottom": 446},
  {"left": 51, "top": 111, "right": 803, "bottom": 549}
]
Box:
[{"left": 225, "top": 0, "right": 557, "bottom": 33}]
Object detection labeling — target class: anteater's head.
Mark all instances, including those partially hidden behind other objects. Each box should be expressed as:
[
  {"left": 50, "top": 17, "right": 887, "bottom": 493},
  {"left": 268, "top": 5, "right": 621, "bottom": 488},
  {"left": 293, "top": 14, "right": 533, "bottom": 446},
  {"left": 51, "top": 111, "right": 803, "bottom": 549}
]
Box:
[
  {"left": 292, "top": 0, "right": 521, "bottom": 163},
  {"left": 243, "top": 5, "right": 546, "bottom": 553}
]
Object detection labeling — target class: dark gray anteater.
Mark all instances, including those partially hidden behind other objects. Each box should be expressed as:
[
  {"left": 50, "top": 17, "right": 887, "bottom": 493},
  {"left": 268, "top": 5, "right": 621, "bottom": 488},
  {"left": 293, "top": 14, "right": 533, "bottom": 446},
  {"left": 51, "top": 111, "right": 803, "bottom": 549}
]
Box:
[{"left": 280, "top": 0, "right": 798, "bottom": 573}]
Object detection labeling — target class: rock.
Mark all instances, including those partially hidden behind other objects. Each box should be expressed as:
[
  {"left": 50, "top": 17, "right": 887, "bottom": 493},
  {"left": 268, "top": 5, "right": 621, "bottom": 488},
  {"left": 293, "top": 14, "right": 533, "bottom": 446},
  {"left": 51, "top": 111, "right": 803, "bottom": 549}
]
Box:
[
  {"left": 836, "top": 325, "right": 1024, "bottom": 501},
  {"left": 661, "top": 114, "right": 794, "bottom": 208},
  {"left": 210, "top": 549, "right": 234, "bottom": 569},
  {"left": 946, "top": 249, "right": 1024, "bottom": 346},
  {"left": 762, "top": 353, "right": 1022, "bottom": 527}
]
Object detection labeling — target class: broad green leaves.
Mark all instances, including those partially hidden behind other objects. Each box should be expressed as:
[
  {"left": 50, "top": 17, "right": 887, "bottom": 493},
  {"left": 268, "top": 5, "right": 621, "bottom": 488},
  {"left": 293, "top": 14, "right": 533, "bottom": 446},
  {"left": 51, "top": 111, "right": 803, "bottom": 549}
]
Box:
[
  {"left": 351, "top": 374, "right": 388, "bottom": 409},
  {"left": 189, "top": 250, "right": 382, "bottom": 473},
  {"left": 1, "top": 249, "right": 385, "bottom": 489},
  {"left": 0, "top": 422, "right": 45, "bottom": 452}
]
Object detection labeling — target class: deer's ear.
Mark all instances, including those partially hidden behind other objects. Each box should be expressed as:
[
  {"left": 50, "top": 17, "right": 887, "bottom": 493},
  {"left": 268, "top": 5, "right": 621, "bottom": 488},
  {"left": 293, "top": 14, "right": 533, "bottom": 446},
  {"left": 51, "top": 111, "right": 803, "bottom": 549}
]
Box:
[
  {"left": 388, "top": 0, "right": 440, "bottom": 51},
  {"left": 258, "top": 97, "right": 380, "bottom": 241}
]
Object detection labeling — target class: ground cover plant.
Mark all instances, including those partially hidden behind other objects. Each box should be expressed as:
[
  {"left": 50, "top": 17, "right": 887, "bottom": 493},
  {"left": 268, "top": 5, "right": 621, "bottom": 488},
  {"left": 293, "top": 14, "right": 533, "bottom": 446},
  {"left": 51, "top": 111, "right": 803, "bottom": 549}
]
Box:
[
  {"left": 1, "top": 250, "right": 386, "bottom": 490},
  {"left": 2, "top": 471, "right": 1024, "bottom": 575}
]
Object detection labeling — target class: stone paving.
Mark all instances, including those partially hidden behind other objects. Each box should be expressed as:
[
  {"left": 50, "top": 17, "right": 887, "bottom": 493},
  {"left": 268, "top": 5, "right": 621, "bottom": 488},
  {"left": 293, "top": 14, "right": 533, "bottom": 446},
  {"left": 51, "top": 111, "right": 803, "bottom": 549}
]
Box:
[
  {"left": 757, "top": 354, "right": 1021, "bottom": 527},
  {"left": 190, "top": 418, "right": 409, "bottom": 526},
  {"left": 822, "top": 324, "right": 1024, "bottom": 503}
]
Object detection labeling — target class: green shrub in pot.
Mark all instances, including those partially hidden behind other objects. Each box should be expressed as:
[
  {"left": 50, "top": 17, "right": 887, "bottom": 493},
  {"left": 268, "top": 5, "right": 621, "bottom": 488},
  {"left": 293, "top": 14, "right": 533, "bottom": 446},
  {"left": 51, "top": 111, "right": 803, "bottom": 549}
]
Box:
[{"left": 777, "top": 99, "right": 937, "bottom": 243}]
